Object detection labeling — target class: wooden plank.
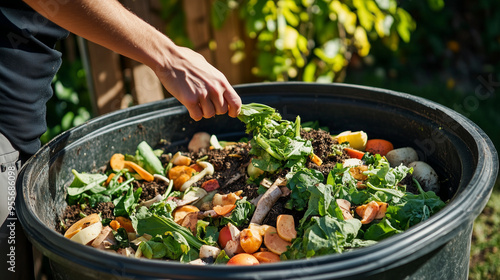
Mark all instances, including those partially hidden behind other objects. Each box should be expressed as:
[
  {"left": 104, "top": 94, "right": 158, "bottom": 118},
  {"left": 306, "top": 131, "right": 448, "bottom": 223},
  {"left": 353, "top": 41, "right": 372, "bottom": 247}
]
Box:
[
  {"left": 212, "top": 8, "right": 245, "bottom": 84},
  {"left": 85, "top": 41, "right": 127, "bottom": 115},
  {"left": 121, "top": 0, "right": 165, "bottom": 104},
  {"left": 183, "top": 0, "right": 214, "bottom": 63}
]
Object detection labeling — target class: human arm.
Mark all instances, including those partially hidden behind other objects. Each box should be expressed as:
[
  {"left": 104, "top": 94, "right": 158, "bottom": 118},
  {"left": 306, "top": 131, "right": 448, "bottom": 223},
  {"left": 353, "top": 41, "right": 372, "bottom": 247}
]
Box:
[{"left": 23, "top": 0, "right": 241, "bottom": 120}]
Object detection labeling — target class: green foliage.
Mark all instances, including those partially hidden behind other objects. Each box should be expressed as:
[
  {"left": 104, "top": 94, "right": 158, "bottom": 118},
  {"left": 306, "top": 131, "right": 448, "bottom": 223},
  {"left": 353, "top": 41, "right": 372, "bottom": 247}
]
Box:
[{"left": 212, "top": 0, "right": 415, "bottom": 82}]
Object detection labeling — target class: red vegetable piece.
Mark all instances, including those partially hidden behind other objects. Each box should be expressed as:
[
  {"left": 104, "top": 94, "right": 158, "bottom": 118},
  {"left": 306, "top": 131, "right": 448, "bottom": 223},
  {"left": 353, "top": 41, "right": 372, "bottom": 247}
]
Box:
[
  {"left": 201, "top": 179, "right": 220, "bottom": 192},
  {"left": 345, "top": 148, "right": 365, "bottom": 160}
]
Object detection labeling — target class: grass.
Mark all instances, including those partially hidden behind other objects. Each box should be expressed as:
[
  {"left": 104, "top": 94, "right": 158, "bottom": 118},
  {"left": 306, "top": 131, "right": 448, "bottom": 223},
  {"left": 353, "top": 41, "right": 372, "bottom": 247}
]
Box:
[{"left": 469, "top": 180, "right": 500, "bottom": 280}]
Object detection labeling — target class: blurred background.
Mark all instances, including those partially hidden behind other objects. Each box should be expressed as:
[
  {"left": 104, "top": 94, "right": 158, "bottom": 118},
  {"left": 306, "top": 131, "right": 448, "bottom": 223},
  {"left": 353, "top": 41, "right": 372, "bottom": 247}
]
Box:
[{"left": 45, "top": 1, "right": 499, "bottom": 278}]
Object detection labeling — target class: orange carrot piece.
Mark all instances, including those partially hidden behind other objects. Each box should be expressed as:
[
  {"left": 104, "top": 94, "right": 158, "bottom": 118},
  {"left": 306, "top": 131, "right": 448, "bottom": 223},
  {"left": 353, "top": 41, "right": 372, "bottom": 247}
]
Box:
[
  {"left": 110, "top": 153, "right": 125, "bottom": 171},
  {"left": 213, "top": 204, "right": 236, "bottom": 216},
  {"left": 345, "top": 148, "right": 365, "bottom": 160},
  {"left": 365, "top": 139, "right": 394, "bottom": 156},
  {"left": 309, "top": 153, "right": 323, "bottom": 166},
  {"left": 123, "top": 161, "right": 154, "bottom": 182},
  {"left": 115, "top": 216, "right": 135, "bottom": 233},
  {"left": 109, "top": 220, "right": 121, "bottom": 231},
  {"left": 105, "top": 173, "right": 116, "bottom": 186}
]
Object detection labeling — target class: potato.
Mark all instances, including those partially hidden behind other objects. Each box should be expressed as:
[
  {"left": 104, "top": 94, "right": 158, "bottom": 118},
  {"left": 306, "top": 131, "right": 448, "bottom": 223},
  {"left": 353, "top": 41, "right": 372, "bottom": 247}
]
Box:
[
  {"left": 263, "top": 226, "right": 292, "bottom": 255},
  {"left": 385, "top": 147, "right": 418, "bottom": 167},
  {"left": 188, "top": 132, "right": 211, "bottom": 152},
  {"left": 276, "top": 215, "right": 297, "bottom": 242},
  {"left": 408, "top": 161, "right": 440, "bottom": 193}
]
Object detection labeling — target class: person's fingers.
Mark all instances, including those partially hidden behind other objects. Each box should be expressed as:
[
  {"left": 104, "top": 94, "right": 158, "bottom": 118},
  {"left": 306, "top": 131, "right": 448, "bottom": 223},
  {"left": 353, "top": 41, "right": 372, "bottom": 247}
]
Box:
[
  {"left": 180, "top": 94, "right": 204, "bottom": 121},
  {"left": 198, "top": 91, "right": 216, "bottom": 119},
  {"left": 209, "top": 82, "right": 228, "bottom": 115},
  {"left": 223, "top": 85, "right": 242, "bottom": 118}
]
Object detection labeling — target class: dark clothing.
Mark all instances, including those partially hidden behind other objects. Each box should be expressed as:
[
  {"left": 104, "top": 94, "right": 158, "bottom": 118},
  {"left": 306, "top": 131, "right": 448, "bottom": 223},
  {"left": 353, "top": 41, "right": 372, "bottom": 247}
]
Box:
[{"left": 0, "top": 1, "right": 69, "bottom": 157}]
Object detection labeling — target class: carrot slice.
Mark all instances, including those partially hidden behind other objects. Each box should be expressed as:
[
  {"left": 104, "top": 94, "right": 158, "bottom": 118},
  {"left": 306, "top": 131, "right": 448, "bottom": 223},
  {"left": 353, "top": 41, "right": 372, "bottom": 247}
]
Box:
[
  {"left": 309, "top": 153, "right": 323, "bottom": 166},
  {"left": 345, "top": 148, "right": 365, "bottom": 160},
  {"left": 213, "top": 204, "right": 236, "bottom": 216},
  {"left": 109, "top": 220, "right": 121, "bottom": 231},
  {"left": 115, "top": 216, "right": 135, "bottom": 233},
  {"left": 123, "top": 160, "right": 154, "bottom": 182}
]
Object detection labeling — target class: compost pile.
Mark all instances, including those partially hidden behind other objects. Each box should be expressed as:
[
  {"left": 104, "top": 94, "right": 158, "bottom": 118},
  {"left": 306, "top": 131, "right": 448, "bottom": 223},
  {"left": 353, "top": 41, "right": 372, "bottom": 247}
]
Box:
[{"left": 57, "top": 103, "right": 446, "bottom": 265}]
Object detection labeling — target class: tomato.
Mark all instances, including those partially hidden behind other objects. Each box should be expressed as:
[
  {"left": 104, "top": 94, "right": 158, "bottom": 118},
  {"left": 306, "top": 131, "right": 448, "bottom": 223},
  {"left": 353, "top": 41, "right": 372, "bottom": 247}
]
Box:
[{"left": 218, "top": 225, "right": 232, "bottom": 249}]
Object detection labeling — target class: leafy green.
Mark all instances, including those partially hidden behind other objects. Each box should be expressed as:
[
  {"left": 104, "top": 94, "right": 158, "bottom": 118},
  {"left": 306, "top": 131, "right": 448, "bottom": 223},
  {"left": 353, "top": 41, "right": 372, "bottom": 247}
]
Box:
[
  {"left": 285, "top": 169, "right": 324, "bottom": 211},
  {"left": 387, "top": 179, "right": 446, "bottom": 230},
  {"left": 238, "top": 103, "right": 313, "bottom": 174},
  {"left": 364, "top": 218, "right": 403, "bottom": 241},
  {"left": 196, "top": 220, "right": 219, "bottom": 246},
  {"left": 282, "top": 216, "right": 374, "bottom": 260},
  {"left": 221, "top": 198, "right": 255, "bottom": 227},
  {"left": 113, "top": 184, "right": 141, "bottom": 217},
  {"left": 67, "top": 169, "right": 107, "bottom": 197},
  {"left": 300, "top": 183, "right": 337, "bottom": 226},
  {"left": 111, "top": 228, "right": 130, "bottom": 250},
  {"left": 132, "top": 208, "right": 205, "bottom": 250}
]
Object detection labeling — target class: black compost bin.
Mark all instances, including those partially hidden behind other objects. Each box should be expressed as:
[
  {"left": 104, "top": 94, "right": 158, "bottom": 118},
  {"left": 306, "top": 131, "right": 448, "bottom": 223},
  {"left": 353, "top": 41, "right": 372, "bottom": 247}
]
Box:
[{"left": 17, "top": 83, "right": 498, "bottom": 280}]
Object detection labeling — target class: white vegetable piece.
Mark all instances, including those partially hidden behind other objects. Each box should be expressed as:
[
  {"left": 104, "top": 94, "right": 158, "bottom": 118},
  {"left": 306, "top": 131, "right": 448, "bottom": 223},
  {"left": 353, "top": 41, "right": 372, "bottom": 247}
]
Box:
[
  {"left": 117, "top": 247, "right": 136, "bottom": 257},
  {"left": 386, "top": 147, "right": 419, "bottom": 167},
  {"left": 70, "top": 221, "right": 102, "bottom": 245},
  {"left": 180, "top": 161, "right": 214, "bottom": 192},
  {"left": 91, "top": 226, "right": 116, "bottom": 249},
  {"left": 139, "top": 194, "right": 164, "bottom": 208},
  {"left": 210, "top": 134, "right": 223, "bottom": 149},
  {"left": 250, "top": 178, "right": 285, "bottom": 224},
  {"left": 343, "top": 158, "right": 364, "bottom": 168},
  {"left": 189, "top": 259, "right": 206, "bottom": 265},
  {"left": 199, "top": 245, "right": 221, "bottom": 259},
  {"left": 188, "top": 132, "right": 211, "bottom": 153},
  {"left": 224, "top": 240, "right": 240, "bottom": 258},
  {"left": 409, "top": 161, "right": 440, "bottom": 193},
  {"left": 177, "top": 187, "right": 208, "bottom": 206}
]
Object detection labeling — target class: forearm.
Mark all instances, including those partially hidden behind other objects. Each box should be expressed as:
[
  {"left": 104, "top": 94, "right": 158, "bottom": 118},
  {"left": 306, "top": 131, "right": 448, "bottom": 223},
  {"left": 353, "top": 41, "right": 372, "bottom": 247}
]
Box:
[
  {"left": 23, "top": 0, "right": 169, "bottom": 69},
  {"left": 23, "top": 0, "right": 242, "bottom": 120}
]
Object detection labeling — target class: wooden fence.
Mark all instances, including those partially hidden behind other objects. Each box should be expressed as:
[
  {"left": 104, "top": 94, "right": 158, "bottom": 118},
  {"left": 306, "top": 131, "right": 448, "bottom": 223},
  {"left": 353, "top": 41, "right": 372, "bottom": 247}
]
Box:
[{"left": 81, "top": 0, "right": 255, "bottom": 116}]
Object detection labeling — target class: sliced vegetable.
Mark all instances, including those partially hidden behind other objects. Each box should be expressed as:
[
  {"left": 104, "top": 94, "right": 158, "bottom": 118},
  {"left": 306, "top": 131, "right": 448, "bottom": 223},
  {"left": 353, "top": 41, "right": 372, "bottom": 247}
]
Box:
[
  {"left": 201, "top": 179, "right": 220, "bottom": 192},
  {"left": 276, "top": 215, "right": 297, "bottom": 242},
  {"left": 70, "top": 221, "right": 102, "bottom": 245},
  {"left": 356, "top": 201, "right": 380, "bottom": 224},
  {"left": 253, "top": 251, "right": 281, "bottom": 263},
  {"left": 263, "top": 226, "right": 291, "bottom": 255},
  {"left": 64, "top": 213, "right": 101, "bottom": 239},
  {"left": 336, "top": 131, "right": 368, "bottom": 151},
  {"left": 213, "top": 204, "right": 236, "bottom": 216},
  {"left": 344, "top": 148, "right": 365, "bottom": 160},
  {"left": 173, "top": 205, "right": 200, "bottom": 224},
  {"left": 137, "top": 141, "right": 164, "bottom": 175},
  {"left": 365, "top": 139, "right": 394, "bottom": 156}
]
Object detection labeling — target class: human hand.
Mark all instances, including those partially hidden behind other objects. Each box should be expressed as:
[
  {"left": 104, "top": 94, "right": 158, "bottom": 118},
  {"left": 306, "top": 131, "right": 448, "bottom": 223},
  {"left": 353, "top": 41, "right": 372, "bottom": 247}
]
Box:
[{"left": 154, "top": 46, "right": 241, "bottom": 121}]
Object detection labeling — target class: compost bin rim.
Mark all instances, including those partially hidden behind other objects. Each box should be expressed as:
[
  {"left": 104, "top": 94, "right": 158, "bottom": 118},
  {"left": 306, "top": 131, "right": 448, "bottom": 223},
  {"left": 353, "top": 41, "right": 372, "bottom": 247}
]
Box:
[{"left": 17, "top": 82, "right": 498, "bottom": 279}]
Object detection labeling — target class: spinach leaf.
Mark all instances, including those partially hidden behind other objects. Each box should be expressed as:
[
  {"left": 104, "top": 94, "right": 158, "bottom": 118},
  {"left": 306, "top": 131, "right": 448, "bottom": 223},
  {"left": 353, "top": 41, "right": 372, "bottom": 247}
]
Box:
[
  {"left": 67, "top": 169, "right": 107, "bottom": 197},
  {"left": 364, "top": 218, "right": 403, "bottom": 241},
  {"left": 113, "top": 185, "right": 141, "bottom": 217},
  {"left": 196, "top": 220, "right": 219, "bottom": 246},
  {"left": 283, "top": 216, "right": 370, "bottom": 260},
  {"left": 221, "top": 198, "right": 255, "bottom": 227},
  {"left": 286, "top": 169, "right": 324, "bottom": 211}
]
